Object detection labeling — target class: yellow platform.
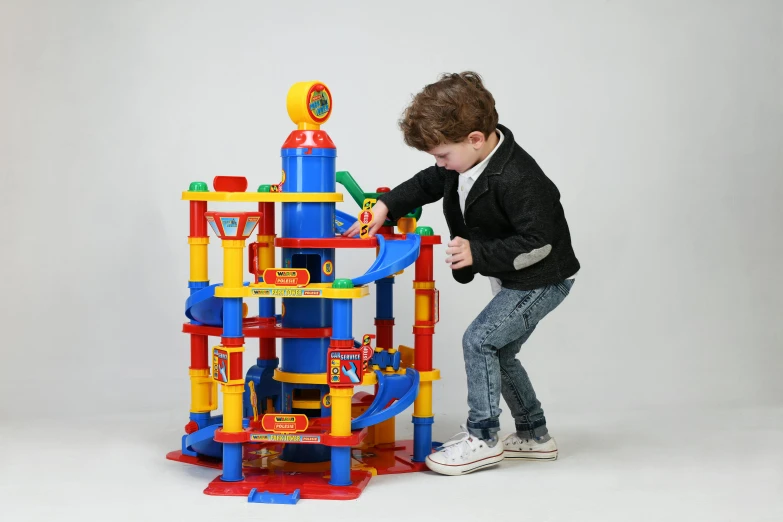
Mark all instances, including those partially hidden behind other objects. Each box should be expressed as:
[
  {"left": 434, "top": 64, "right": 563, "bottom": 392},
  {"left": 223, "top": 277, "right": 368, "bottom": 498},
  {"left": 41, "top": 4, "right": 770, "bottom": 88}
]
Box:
[
  {"left": 214, "top": 283, "right": 370, "bottom": 299},
  {"left": 182, "top": 191, "right": 343, "bottom": 203}
]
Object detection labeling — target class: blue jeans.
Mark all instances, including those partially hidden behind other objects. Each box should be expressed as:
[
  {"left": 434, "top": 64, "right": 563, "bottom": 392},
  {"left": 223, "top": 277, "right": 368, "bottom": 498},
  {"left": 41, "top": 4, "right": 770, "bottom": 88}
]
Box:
[{"left": 462, "top": 279, "right": 575, "bottom": 440}]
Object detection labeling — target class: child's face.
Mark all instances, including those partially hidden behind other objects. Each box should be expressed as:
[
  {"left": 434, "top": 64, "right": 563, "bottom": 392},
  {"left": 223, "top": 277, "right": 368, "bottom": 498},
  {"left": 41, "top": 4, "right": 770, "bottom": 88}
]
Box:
[{"left": 427, "top": 132, "right": 486, "bottom": 174}]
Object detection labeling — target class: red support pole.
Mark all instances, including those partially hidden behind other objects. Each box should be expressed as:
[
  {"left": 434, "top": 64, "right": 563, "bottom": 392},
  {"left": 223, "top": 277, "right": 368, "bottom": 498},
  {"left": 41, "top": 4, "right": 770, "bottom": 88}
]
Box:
[
  {"left": 257, "top": 200, "right": 277, "bottom": 361},
  {"left": 190, "top": 334, "right": 209, "bottom": 370},
  {"left": 415, "top": 243, "right": 433, "bottom": 281},
  {"left": 413, "top": 241, "right": 435, "bottom": 372},
  {"left": 190, "top": 201, "right": 207, "bottom": 237},
  {"left": 375, "top": 319, "right": 394, "bottom": 351}
]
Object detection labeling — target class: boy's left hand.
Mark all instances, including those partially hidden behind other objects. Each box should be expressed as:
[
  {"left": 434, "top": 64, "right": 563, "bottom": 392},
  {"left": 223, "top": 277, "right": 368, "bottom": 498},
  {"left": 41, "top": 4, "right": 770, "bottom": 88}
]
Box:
[{"left": 446, "top": 236, "right": 473, "bottom": 269}]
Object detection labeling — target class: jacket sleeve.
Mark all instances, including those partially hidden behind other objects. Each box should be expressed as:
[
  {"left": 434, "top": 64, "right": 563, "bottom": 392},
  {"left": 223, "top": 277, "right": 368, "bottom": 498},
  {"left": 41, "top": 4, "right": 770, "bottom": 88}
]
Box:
[
  {"left": 376, "top": 165, "right": 446, "bottom": 220},
  {"left": 470, "top": 172, "right": 555, "bottom": 274}
]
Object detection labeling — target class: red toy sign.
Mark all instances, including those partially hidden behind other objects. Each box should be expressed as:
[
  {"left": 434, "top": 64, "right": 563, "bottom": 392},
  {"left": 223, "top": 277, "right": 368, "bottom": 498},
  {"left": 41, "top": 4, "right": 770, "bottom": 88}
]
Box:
[
  {"left": 360, "top": 334, "right": 375, "bottom": 371},
  {"left": 261, "top": 414, "right": 309, "bottom": 434},
  {"left": 263, "top": 269, "right": 310, "bottom": 287},
  {"left": 359, "top": 209, "right": 374, "bottom": 238}
]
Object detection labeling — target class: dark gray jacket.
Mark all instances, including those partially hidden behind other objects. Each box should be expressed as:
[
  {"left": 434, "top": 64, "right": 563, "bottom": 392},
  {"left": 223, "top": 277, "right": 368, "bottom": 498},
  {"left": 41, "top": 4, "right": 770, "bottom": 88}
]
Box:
[{"left": 378, "top": 124, "right": 580, "bottom": 290}]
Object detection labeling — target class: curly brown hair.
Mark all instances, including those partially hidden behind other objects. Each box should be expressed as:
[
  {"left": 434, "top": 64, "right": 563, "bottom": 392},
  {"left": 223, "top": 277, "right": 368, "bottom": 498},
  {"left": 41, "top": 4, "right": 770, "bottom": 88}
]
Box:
[{"left": 399, "top": 71, "right": 499, "bottom": 151}]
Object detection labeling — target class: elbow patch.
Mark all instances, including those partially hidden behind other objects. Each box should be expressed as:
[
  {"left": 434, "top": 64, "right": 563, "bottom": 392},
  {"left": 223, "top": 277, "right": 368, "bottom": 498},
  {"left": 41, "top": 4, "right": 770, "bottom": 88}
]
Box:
[{"left": 513, "top": 245, "right": 551, "bottom": 270}]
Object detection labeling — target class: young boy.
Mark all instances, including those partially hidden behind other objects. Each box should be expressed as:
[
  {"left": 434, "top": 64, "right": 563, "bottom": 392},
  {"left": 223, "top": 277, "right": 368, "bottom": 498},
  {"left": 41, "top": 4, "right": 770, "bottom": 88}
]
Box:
[{"left": 343, "top": 72, "right": 580, "bottom": 476}]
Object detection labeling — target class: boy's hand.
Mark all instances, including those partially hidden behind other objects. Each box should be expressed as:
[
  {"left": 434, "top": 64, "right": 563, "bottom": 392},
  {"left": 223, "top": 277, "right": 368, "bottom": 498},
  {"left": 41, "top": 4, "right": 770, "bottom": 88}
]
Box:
[
  {"left": 446, "top": 236, "right": 473, "bottom": 269},
  {"left": 343, "top": 200, "right": 390, "bottom": 238}
]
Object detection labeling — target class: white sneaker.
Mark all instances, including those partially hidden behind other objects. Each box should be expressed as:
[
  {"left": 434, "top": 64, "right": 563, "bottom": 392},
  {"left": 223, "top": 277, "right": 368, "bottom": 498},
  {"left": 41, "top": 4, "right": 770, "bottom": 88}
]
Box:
[
  {"left": 502, "top": 433, "right": 558, "bottom": 460},
  {"left": 425, "top": 427, "right": 504, "bottom": 476}
]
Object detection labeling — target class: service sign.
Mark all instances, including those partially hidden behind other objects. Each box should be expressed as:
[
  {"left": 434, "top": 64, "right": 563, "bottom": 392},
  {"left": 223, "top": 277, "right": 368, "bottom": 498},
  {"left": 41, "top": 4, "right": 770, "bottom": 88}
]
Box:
[{"left": 327, "top": 348, "right": 364, "bottom": 386}]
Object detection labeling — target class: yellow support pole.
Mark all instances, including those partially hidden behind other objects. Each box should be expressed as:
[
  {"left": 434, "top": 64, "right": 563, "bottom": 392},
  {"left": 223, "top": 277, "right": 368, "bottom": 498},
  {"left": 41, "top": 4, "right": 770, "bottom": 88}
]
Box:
[
  {"left": 374, "top": 417, "right": 396, "bottom": 444},
  {"left": 415, "top": 292, "right": 432, "bottom": 322},
  {"left": 330, "top": 388, "right": 353, "bottom": 436},
  {"left": 222, "top": 384, "right": 245, "bottom": 432},
  {"left": 217, "top": 238, "right": 247, "bottom": 434},
  {"left": 257, "top": 234, "right": 276, "bottom": 271},
  {"left": 222, "top": 239, "right": 245, "bottom": 289},
  {"left": 414, "top": 381, "right": 433, "bottom": 417},
  {"left": 189, "top": 368, "right": 216, "bottom": 412},
  {"left": 188, "top": 237, "right": 209, "bottom": 282}
]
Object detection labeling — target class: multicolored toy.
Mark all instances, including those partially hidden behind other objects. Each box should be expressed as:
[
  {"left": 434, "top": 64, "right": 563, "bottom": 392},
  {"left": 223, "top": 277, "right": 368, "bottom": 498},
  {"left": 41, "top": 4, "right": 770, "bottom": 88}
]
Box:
[{"left": 166, "top": 81, "right": 443, "bottom": 503}]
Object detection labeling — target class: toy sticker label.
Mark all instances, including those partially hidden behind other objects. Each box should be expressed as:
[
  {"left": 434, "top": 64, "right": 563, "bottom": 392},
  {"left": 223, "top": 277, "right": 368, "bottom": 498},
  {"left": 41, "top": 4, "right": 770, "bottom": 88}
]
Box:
[
  {"left": 213, "top": 349, "right": 228, "bottom": 383},
  {"left": 263, "top": 269, "right": 310, "bottom": 287},
  {"left": 251, "top": 288, "right": 323, "bottom": 297},
  {"left": 206, "top": 216, "right": 220, "bottom": 236},
  {"left": 261, "top": 414, "right": 309, "bottom": 433},
  {"left": 243, "top": 217, "right": 260, "bottom": 236},
  {"left": 220, "top": 217, "right": 239, "bottom": 236},
  {"left": 250, "top": 434, "right": 322, "bottom": 444},
  {"left": 308, "top": 88, "right": 331, "bottom": 120}
]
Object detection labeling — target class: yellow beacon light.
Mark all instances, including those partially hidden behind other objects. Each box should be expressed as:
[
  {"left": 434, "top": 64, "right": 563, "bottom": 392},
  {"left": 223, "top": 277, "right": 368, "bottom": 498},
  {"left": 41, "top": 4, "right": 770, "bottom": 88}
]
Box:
[{"left": 286, "top": 81, "right": 333, "bottom": 130}]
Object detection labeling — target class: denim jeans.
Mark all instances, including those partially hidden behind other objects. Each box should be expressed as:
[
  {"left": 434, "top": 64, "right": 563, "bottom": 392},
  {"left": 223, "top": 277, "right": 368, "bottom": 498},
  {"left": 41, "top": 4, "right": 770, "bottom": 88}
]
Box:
[{"left": 462, "top": 279, "right": 575, "bottom": 440}]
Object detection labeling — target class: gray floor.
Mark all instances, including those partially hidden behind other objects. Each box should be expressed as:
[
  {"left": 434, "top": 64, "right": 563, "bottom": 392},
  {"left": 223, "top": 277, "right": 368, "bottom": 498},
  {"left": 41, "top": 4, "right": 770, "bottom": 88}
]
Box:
[{"left": 3, "top": 405, "right": 781, "bottom": 522}]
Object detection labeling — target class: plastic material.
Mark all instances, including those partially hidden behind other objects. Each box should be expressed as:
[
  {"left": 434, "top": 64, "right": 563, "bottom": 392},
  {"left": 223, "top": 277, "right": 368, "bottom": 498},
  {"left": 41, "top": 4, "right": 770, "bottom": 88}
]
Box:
[
  {"left": 335, "top": 171, "right": 422, "bottom": 224},
  {"left": 370, "top": 349, "right": 401, "bottom": 371},
  {"left": 171, "top": 80, "right": 447, "bottom": 503},
  {"left": 351, "top": 369, "right": 420, "bottom": 430},
  {"left": 183, "top": 418, "right": 223, "bottom": 458},
  {"left": 185, "top": 282, "right": 250, "bottom": 326},
  {"left": 334, "top": 209, "right": 358, "bottom": 235},
  {"left": 213, "top": 176, "right": 248, "bottom": 193},
  {"left": 351, "top": 234, "right": 421, "bottom": 286},
  {"left": 248, "top": 488, "right": 301, "bottom": 504},
  {"left": 412, "top": 416, "right": 435, "bottom": 462}
]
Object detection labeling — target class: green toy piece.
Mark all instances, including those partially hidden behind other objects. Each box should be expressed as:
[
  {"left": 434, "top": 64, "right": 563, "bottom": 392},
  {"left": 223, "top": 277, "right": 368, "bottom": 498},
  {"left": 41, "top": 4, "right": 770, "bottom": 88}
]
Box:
[
  {"left": 189, "top": 181, "right": 209, "bottom": 192},
  {"left": 335, "top": 171, "right": 422, "bottom": 226},
  {"left": 332, "top": 278, "right": 354, "bottom": 289}
]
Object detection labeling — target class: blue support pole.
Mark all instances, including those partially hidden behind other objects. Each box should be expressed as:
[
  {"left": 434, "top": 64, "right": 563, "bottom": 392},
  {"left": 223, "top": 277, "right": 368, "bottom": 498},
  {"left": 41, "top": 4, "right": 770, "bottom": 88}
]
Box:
[
  {"left": 332, "top": 298, "right": 352, "bottom": 340},
  {"left": 375, "top": 277, "right": 394, "bottom": 319},
  {"left": 222, "top": 443, "right": 244, "bottom": 482},
  {"left": 329, "top": 447, "right": 352, "bottom": 486},
  {"left": 413, "top": 417, "right": 435, "bottom": 462},
  {"left": 221, "top": 296, "right": 244, "bottom": 482},
  {"left": 222, "top": 298, "right": 243, "bottom": 338}
]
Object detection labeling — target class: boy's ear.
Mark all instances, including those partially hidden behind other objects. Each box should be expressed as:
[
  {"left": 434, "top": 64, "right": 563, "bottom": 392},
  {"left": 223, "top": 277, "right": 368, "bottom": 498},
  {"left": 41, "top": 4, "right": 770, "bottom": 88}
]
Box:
[{"left": 467, "top": 131, "right": 486, "bottom": 149}]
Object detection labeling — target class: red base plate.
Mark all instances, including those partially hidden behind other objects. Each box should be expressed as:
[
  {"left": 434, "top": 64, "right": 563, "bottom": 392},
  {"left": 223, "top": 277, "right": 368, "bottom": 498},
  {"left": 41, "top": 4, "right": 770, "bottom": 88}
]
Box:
[
  {"left": 166, "top": 439, "right": 428, "bottom": 501},
  {"left": 205, "top": 469, "right": 372, "bottom": 500}
]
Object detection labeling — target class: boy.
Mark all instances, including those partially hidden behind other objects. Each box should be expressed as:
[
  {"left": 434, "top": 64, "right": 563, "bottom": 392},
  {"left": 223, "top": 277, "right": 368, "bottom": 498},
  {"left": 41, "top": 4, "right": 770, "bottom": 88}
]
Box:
[{"left": 343, "top": 72, "right": 579, "bottom": 476}]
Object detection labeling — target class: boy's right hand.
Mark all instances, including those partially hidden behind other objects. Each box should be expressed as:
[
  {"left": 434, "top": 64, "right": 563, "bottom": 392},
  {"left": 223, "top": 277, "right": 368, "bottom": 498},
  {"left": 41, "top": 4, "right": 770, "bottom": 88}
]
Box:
[{"left": 343, "top": 200, "right": 390, "bottom": 238}]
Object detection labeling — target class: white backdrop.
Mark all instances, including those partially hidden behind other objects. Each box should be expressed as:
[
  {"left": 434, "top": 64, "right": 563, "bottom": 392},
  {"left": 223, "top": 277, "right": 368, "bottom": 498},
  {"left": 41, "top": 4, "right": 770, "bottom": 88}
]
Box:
[{"left": 1, "top": 0, "right": 781, "bottom": 437}]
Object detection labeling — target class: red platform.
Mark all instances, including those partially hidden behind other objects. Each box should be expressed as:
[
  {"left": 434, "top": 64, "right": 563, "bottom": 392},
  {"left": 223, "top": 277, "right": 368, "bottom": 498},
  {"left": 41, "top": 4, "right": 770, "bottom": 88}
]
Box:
[
  {"left": 204, "top": 469, "right": 372, "bottom": 500},
  {"left": 183, "top": 317, "right": 331, "bottom": 338},
  {"left": 274, "top": 234, "right": 442, "bottom": 249},
  {"left": 213, "top": 419, "right": 368, "bottom": 448},
  {"left": 166, "top": 439, "right": 428, "bottom": 501},
  {"left": 275, "top": 236, "right": 379, "bottom": 249}
]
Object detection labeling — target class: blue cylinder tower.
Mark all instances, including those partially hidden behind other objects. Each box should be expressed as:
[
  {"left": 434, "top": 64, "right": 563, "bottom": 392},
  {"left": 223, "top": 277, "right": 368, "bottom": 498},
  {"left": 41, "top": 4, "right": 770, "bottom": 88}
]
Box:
[{"left": 278, "top": 82, "right": 338, "bottom": 463}]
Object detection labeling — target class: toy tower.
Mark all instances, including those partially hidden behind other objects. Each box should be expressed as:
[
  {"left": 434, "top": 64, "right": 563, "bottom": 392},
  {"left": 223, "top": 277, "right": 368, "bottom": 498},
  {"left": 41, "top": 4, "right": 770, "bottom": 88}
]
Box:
[{"left": 168, "top": 81, "right": 443, "bottom": 503}]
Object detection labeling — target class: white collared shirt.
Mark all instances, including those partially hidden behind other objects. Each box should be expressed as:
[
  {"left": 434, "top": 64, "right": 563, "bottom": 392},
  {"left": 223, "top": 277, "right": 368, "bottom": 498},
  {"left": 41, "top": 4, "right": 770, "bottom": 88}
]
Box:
[{"left": 458, "top": 130, "right": 505, "bottom": 296}]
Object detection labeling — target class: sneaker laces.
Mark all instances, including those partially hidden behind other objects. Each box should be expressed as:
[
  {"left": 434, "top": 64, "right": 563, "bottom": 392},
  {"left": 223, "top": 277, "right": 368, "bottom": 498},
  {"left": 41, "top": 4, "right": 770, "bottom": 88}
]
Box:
[{"left": 438, "top": 425, "right": 481, "bottom": 460}]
